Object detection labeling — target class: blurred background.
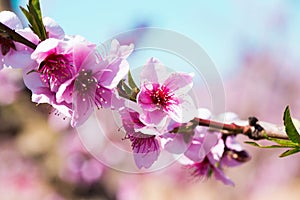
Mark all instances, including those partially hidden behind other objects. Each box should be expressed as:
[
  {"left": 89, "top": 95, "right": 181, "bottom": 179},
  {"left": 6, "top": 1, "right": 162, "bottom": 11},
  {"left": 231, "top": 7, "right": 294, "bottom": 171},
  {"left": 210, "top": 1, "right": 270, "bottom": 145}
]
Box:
[{"left": 1, "top": 0, "right": 300, "bottom": 199}]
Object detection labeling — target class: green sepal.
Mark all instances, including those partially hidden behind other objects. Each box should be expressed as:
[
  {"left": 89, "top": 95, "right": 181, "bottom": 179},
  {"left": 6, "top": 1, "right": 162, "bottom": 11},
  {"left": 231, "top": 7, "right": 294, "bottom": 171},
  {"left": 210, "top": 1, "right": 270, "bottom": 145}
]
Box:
[
  {"left": 20, "top": 0, "right": 47, "bottom": 41},
  {"left": 279, "top": 148, "right": 300, "bottom": 157},
  {"left": 265, "top": 137, "right": 300, "bottom": 148},
  {"left": 121, "top": 80, "right": 132, "bottom": 95},
  {"left": 128, "top": 70, "right": 139, "bottom": 91},
  {"left": 283, "top": 106, "right": 300, "bottom": 143},
  {"left": 244, "top": 141, "right": 292, "bottom": 148}
]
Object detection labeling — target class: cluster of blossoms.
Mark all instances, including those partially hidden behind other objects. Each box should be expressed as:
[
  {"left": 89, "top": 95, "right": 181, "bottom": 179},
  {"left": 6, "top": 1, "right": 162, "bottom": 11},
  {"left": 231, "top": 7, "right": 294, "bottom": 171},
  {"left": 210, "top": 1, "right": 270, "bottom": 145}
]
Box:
[{"left": 0, "top": 9, "right": 250, "bottom": 185}]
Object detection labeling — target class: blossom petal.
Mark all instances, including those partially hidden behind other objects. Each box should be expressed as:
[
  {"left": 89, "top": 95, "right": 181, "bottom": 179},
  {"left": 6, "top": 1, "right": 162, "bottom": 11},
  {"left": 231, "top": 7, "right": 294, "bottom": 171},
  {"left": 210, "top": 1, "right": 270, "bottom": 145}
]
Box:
[
  {"left": 23, "top": 67, "right": 45, "bottom": 90},
  {"left": 109, "top": 39, "right": 134, "bottom": 59},
  {"left": 31, "top": 38, "right": 61, "bottom": 62},
  {"left": 43, "top": 17, "right": 65, "bottom": 39},
  {"left": 100, "top": 59, "right": 129, "bottom": 89},
  {"left": 56, "top": 78, "right": 74, "bottom": 104},
  {"left": 213, "top": 167, "right": 235, "bottom": 186},
  {"left": 0, "top": 11, "right": 22, "bottom": 29},
  {"left": 184, "top": 141, "right": 206, "bottom": 163},
  {"left": 73, "top": 41, "right": 96, "bottom": 69},
  {"left": 32, "top": 87, "right": 72, "bottom": 117},
  {"left": 225, "top": 136, "right": 243, "bottom": 151},
  {"left": 163, "top": 133, "right": 190, "bottom": 154},
  {"left": 177, "top": 95, "right": 197, "bottom": 123},
  {"left": 136, "top": 84, "right": 158, "bottom": 111},
  {"left": 140, "top": 58, "right": 168, "bottom": 84},
  {"left": 164, "top": 72, "right": 194, "bottom": 95},
  {"left": 143, "top": 109, "right": 166, "bottom": 124},
  {"left": 133, "top": 138, "right": 160, "bottom": 169},
  {"left": 71, "top": 91, "right": 94, "bottom": 127},
  {"left": 3, "top": 50, "right": 35, "bottom": 69}
]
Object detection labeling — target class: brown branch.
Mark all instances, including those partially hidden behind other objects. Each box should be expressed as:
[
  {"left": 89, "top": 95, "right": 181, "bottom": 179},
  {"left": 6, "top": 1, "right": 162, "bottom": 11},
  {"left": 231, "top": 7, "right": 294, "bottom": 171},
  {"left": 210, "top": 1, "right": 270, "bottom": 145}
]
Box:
[
  {"left": 171, "top": 117, "right": 289, "bottom": 140},
  {"left": 0, "top": 22, "right": 37, "bottom": 49},
  {"left": 261, "top": 130, "right": 289, "bottom": 140}
]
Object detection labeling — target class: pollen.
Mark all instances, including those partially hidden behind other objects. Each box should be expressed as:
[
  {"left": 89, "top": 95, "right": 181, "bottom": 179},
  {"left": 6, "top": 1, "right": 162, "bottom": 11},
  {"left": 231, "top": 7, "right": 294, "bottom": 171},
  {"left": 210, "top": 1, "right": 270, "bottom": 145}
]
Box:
[
  {"left": 147, "top": 84, "right": 175, "bottom": 109},
  {"left": 38, "top": 54, "right": 74, "bottom": 86},
  {"left": 75, "top": 69, "right": 106, "bottom": 109}
]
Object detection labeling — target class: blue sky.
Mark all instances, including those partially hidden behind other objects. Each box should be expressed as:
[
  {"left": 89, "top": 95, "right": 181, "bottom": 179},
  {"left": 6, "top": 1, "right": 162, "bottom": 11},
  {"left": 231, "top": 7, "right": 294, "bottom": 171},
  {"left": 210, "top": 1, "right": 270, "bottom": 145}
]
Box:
[{"left": 12, "top": 0, "right": 300, "bottom": 77}]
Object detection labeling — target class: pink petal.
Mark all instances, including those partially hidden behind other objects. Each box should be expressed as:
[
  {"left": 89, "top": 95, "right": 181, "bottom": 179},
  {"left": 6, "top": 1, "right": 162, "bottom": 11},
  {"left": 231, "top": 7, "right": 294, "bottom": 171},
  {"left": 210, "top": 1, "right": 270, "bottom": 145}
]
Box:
[
  {"left": 15, "top": 28, "right": 40, "bottom": 49},
  {"left": 31, "top": 87, "right": 72, "bottom": 117},
  {"left": 56, "top": 78, "right": 75, "bottom": 104},
  {"left": 0, "top": 11, "right": 22, "bottom": 29},
  {"left": 140, "top": 109, "right": 167, "bottom": 126},
  {"left": 165, "top": 102, "right": 182, "bottom": 122},
  {"left": 100, "top": 59, "right": 129, "bottom": 89},
  {"left": 176, "top": 95, "right": 197, "bottom": 123},
  {"left": 23, "top": 68, "right": 46, "bottom": 92},
  {"left": 225, "top": 136, "right": 243, "bottom": 151},
  {"left": 163, "top": 133, "right": 190, "bottom": 154},
  {"left": 139, "top": 58, "right": 168, "bottom": 83},
  {"left": 184, "top": 141, "right": 206, "bottom": 163},
  {"left": 109, "top": 39, "right": 134, "bottom": 59},
  {"left": 213, "top": 167, "right": 235, "bottom": 186},
  {"left": 31, "top": 87, "right": 52, "bottom": 104},
  {"left": 164, "top": 72, "right": 194, "bottom": 95},
  {"left": 71, "top": 92, "right": 94, "bottom": 127},
  {"left": 43, "top": 17, "right": 65, "bottom": 39},
  {"left": 133, "top": 138, "right": 160, "bottom": 169},
  {"left": 73, "top": 41, "right": 96, "bottom": 69},
  {"left": 31, "top": 38, "right": 60, "bottom": 62},
  {"left": 3, "top": 50, "right": 35, "bottom": 69}
]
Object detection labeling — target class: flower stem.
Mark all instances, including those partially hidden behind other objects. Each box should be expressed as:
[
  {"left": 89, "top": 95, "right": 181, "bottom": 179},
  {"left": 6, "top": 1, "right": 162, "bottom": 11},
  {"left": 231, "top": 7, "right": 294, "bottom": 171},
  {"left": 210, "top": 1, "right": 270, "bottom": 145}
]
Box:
[
  {"left": 172, "top": 117, "right": 289, "bottom": 140},
  {"left": 115, "top": 74, "right": 289, "bottom": 141},
  {"left": 0, "top": 22, "right": 37, "bottom": 49}
]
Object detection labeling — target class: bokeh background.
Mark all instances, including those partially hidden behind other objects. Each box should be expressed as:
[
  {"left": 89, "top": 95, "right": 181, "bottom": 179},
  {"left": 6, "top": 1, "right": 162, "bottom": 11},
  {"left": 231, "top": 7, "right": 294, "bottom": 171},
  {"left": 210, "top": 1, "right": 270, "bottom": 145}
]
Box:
[{"left": 1, "top": 0, "right": 300, "bottom": 199}]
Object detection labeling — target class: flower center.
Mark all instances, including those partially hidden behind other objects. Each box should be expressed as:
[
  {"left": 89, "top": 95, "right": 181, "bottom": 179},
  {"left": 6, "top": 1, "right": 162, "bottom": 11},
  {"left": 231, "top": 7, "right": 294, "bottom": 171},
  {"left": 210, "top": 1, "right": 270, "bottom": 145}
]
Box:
[
  {"left": 190, "top": 158, "right": 211, "bottom": 179},
  {"left": 126, "top": 132, "right": 158, "bottom": 153},
  {"left": 75, "top": 69, "right": 106, "bottom": 108},
  {"left": 38, "top": 54, "right": 74, "bottom": 86},
  {"left": 149, "top": 84, "right": 174, "bottom": 108}
]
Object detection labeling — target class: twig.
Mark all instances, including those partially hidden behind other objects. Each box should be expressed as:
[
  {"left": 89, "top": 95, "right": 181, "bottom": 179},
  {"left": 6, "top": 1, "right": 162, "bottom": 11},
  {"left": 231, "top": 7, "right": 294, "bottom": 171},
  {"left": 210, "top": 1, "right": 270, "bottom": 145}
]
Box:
[
  {"left": 0, "top": 22, "right": 37, "bottom": 49},
  {"left": 171, "top": 117, "right": 289, "bottom": 140}
]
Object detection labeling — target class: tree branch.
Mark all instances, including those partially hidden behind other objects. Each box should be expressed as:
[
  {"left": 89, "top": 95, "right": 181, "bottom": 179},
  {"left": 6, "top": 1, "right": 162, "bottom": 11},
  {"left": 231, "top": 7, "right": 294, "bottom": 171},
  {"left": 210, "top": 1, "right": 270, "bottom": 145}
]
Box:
[
  {"left": 0, "top": 22, "right": 37, "bottom": 49},
  {"left": 171, "top": 117, "right": 289, "bottom": 140}
]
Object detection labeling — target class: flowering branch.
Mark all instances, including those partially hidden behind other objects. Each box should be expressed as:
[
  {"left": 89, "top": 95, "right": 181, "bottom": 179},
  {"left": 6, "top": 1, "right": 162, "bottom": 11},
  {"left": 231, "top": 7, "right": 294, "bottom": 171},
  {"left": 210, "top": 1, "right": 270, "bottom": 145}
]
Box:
[
  {"left": 171, "top": 117, "right": 289, "bottom": 140},
  {"left": 1, "top": 0, "right": 300, "bottom": 187},
  {"left": 118, "top": 73, "right": 290, "bottom": 141}
]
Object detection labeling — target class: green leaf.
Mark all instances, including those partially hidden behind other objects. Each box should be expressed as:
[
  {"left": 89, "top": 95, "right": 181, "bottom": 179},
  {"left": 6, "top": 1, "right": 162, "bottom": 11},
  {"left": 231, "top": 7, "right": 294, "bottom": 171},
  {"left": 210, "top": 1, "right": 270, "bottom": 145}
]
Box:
[
  {"left": 128, "top": 70, "right": 139, "bottom": 91},
  {"left": 279, "top": 148, "right": 300, "bottom": 157},
  {"left": 20, "top": 0, "right": 47, "bottom": 41},
  {"left": 283, "top": 106, "right": 300, "bottom": 143},
  {"left": 244, "top": 141, "right": 292, "bottom": 148},
  {"left": 121, "top": 80, "right": 132, "bottom": 96},
  {"left": 265, "top": 137, "right": 300, "bottom": 147},
  {"left": 30, "top": 0, "right": 43, "bottom": 19}
]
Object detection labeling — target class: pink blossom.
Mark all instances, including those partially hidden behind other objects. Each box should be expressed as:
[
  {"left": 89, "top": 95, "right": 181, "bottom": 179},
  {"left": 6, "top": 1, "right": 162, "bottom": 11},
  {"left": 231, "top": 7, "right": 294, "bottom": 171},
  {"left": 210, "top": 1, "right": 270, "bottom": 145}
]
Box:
[
  {"left": 179, "top": 137, "right": 235, "bottom": 186},
  {"left": 23, "top": 37, "right": 96, "bottom": 118},
  {"left": 175, "top": 111, "right": 250, "bottom": 186},
  {"left": 137, "top": 58, "right": 196, "bottom": 126},
  {"left": 221, "top": 136, "right": 251, "bottom": 167},
  {"left": 163, "top": 108, "right": 217, "bottom": 158},
  {"left": 69, "top": 39, "right": 133, "bottom": 127},
  {"left": 216, "top": 112, "right": 251, "bottom": 167},
  {"left": 0, "top": 11, "right": 39, "bottom": 69},
  {"left": 120, "top": 108, "right": 161, "bottom": 169}
]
